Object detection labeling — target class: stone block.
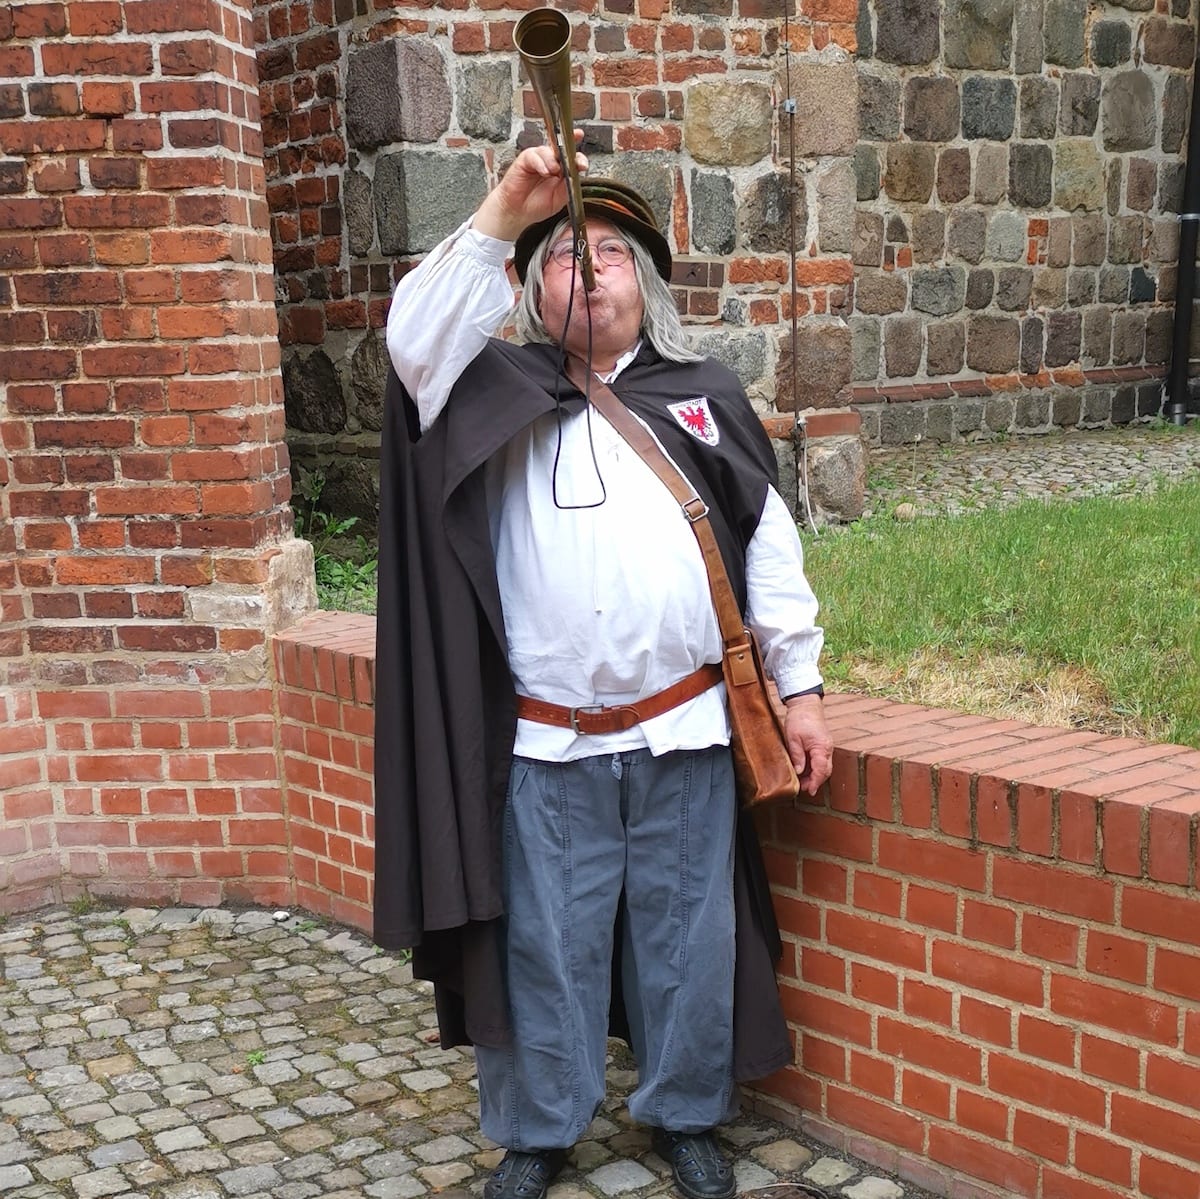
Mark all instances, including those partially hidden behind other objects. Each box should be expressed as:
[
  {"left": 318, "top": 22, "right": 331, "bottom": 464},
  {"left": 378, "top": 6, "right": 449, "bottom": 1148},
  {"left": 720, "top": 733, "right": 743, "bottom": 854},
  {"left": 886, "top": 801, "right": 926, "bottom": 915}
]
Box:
[
  {"left": 986, "top": 211, "right": 1026, "bottom": 262},
  {"left": 975, "top": 143, "right": 1008, "bottom": 204},
  {"left": 1162, "top": 74, "right": 1189, "bottom": 154},
  {"left": 1060, "top": 73, "right": 1100, "bottom": 137},
  {"left": 349, "top": 332, "right": 387, "bottom": 433},
  {"left": 1044, "top": 309, "right": 1081, "bottom": 366},
  {"left": 996, "top": 266, "right": 1033, "bottom": 311},
  {"left": 912, "top": 210, "right": 946, "bottom": 262},
  {"left": 1126, "top": 158, "right": 1156, "bottom": 212},
  {"left": 875, "top": 0, "right": 940, "bottom": 64},
  {"left": 789, "top": 64, "right": 858, "bottom": 156},
  {"left": 1145, "top": 309, "right": 1172, "bottom": 364},
  {"left": 855, "top": 145, "right": 880, "bottom": 201},
  {"left": 855, "top": 271, "right": 908, "bottom": 315},
  {"left": 691, "top": 170, "right": 735, "bottom": 255},
  {"left": 1148, "top": 215, "right": 1179, "bottom": 264},
  {"left": 945, "top": 0, "right": 1015, "bottom": 68},
  {"left": 457, "top": 61, "right": 512, "bottom": 143},
  {"left": 817, "top": 162, "right": 855, "bottom": 254},
  {"left": 966, "top": 268, "right": 994, "bottom": 309},
  {"left": 775, "top": 323, "right": 851, "bottom": 408},
  {"left": 1081, "top": 305, "right": 1112, "bottom": 366},
  {"left": 911, "top": 266, "right": 966, "bottom": 315},
  {"left": 1047, "top": 217, "right": 1071, "bottom": 266},
  {"left": 1071, "top": 213, "right": 1105, "bottom": 265},
  {"left": 859, "top": 74, "right": 901, "bottom": 141},
  {"left": 1090, "top": 20, "right": 1131, "bottom": 66},
  {"left": 887, "top": 214, "right": 909, "bottom": 243},
  {"left": 692, "top": 329, "right": 769, "bottom": 393},
  {"left": 684, "top": 81, "right": 772, "bottom": 165},
  {"left": 1158, "top": 162, "right": 1185, "bottom": 215},
  {"left": 1081, "top": 388, "right": 1113, "bottom": 426},
  {"left": 323, "top": 456, "right": 380, "bottom": 527},
  {"left": 962, "top": 77, "right": 1016, "bottom": 139},
  {"left": 1108, "top": 215, "right": 1144, "bottom": 264},
  {"left": 883, "top": 316, "right": 923, "bottom": 376},
  {"left": 375, "top": 150, "right": 488, "bottom": 256},
  {"left": 807, "top": 437, "right": 867, "bottom": 524},
  {"left": 879, "top": 403, "right": 927, "bottom": 444},
  {"left": 1015, "top": 392, "right": 1051, "bottom": 428},
  {"left": 1044, "top": 0, "right": 1085, "bottom": 65},
  {"left": 1129, "top": 265, "right": 1156, "bottom": 303},
  {"left": 1143, "top": 17, "right": 1196, "bottom": 67},
  {"left": 1019, "top": 77, "right": 1058, "bottom": 139},
  {"left": 1052, "top": 388, "right": 1082, "bottom": 426},
  {"left": 904, "top": 76, "right": 960, "bottom": 141},
  {"left": 1009, "top": 142, "right": 1052, "bottom": 208},
  {"left": 1099, "top": 265, "right": 1130, "bottom": 304},
  {"left": 1111, "top": 385, "right": 1137, "bottom": 423},
  {"left": 1111, "top": 310, "right": 1145, "bottom": 365},
  {"left": 924, "top": 403, "right": 956, "bottom": 442},
  {"left": 984, "top": 394, "right": 1015, "bottom": 432},
  {"left": 947, "top": 208, "right": 987, "bottom": 263},
  {"left": 884, "top": 144, "right": 935, "bottom": 202},
  {"left": 955, "top": 399, "right": 985, "bottom": 434},
  {"left": 852, "top": 212, "right": 884, "bottom": 266},
  {"left": 739, "top": 170, "right": 803, "bottom": 253},
  {"left": 345, "top": 170, "right": 374, "bottom": 257},
  {"left": 966, "top": 314, "right": 1020, "bottom": 372},
  {"left": 346, "top": 38, "right": 450, "bottom": 151},
  {"left": 1102, "top": 71, "right": 1156, "bottom": 151},
  {"left": 284, "top": 350, "right": 346, "bottom": 434},
  {"left": 1013, "top": 0, "right": 1044, "bottom": 72},
  {"left": 851, "top": 317, "right": 881, "bottom": 380},
  {"left": 1021, "top": 314, "right": 1044, "bottom": 373},
  {"left": 1068, "top": 268, "right": 1096, "bottom": 305},
  {"left": 1107, "top": 158, "right": 1122, "bottom": 214},
  {"left": 938, "top": 147, "right": 971, "bottom": 202},
  {"left": 610, "top": 154, "right": 675, "bottom": 233},
  {"left": 1054, "top": 139, "right": 1105, "bottom": 211},
  {"left": 927, "top": 320, "right": 965, "bottom": 375},
  {"left": 1031, "top": 267, "right": 1066, "bottom": 309},
  {"left": 857, "top": 0, "right": 874, "bottom": 56}
]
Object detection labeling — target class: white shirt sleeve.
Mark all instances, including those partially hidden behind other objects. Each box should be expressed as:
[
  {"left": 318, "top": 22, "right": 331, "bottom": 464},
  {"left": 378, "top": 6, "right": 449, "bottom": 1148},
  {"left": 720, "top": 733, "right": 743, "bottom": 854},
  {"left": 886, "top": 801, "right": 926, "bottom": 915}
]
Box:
[
  {"left": 384, "top": 220, "right": 517, "bottom": 434},
  {"left": 744, "top": 486, "right": 825, "bottom": 697}
]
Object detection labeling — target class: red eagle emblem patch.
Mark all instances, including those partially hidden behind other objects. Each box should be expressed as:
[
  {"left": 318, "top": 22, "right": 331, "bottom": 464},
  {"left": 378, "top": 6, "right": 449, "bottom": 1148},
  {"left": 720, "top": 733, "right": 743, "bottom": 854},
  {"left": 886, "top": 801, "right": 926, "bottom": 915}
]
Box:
[{"left": 666, "top": 396, "right": 720, "bottom": 446}]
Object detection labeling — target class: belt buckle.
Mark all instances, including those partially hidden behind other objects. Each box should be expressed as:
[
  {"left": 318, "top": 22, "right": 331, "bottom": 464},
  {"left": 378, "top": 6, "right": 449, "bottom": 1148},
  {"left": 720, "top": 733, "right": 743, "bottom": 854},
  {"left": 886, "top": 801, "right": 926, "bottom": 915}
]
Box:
[{"left": 569, "top": 704, "right": 604, "bottom": 734}]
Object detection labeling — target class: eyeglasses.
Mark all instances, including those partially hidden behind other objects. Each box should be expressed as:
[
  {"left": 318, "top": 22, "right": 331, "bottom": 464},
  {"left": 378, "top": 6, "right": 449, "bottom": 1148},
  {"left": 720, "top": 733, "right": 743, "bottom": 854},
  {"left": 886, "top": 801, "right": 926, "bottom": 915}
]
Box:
[{"left": 546, "top": 236, "right": 633, "bottom": 270}]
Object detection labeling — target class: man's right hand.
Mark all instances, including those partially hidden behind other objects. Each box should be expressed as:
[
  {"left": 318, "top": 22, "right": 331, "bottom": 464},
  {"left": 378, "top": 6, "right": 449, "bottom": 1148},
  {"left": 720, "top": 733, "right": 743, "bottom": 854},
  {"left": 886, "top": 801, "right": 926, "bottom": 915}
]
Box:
[{"left": 473, "top": 139, "right": 588, "bottom": 244}]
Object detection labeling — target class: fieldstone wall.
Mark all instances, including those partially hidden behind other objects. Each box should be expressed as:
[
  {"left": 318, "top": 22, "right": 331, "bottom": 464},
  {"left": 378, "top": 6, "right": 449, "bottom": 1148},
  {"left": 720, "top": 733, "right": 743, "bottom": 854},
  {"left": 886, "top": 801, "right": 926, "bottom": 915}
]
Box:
[
  {"left": 252, "top": 0, "right": 1199, "bottom": 518},
  {"left": 852, "top": 0, "right": 1195, "bottom": 443},
  {"left": 252, "top": 0, "right": 864, "bottom": 524}
]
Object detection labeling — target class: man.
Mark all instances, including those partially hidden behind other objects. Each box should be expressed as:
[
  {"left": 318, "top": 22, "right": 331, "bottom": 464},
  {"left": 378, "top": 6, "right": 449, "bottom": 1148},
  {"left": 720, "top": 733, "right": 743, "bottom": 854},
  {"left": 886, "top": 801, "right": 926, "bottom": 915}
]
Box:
[{"left": 373, "top": 144, "right": 833, "bottom": 1199}]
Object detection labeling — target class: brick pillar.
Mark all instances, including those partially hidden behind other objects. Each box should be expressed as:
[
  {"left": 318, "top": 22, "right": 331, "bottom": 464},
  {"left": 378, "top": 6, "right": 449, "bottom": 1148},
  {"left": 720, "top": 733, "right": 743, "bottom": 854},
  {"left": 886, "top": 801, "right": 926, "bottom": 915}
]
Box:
[{"left": 0, "top": 0, "right": 315, "bottom": 911}]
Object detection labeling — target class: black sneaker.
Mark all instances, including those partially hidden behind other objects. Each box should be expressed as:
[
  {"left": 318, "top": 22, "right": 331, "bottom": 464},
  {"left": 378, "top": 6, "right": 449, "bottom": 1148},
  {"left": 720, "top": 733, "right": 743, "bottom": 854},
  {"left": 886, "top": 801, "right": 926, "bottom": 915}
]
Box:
[
  {"left": 652, "top": 1129, "right": 736, "bottom": 1199},
  {"left": 484, "top": 1149, "right": 569, "bottom": 1199}
]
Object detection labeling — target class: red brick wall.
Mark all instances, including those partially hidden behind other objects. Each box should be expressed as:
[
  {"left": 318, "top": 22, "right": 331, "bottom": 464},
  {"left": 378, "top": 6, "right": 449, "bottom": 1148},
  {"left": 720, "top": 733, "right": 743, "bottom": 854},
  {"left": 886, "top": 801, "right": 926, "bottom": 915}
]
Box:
[
  {"left": 267, "top": 616, "right": 1200, "bottom": 1199},
  {"left": 754, "top": 696, "right": 1200, "bottom": 1199},
  {"left": 0, "top": 0, "right": 312, "bottom": 906}
]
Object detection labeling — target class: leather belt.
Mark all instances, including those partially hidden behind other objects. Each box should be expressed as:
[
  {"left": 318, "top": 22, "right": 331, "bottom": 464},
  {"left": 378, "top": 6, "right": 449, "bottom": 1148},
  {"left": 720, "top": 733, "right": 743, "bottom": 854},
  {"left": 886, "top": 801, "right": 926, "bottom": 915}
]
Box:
[{"left": 516, "top": 663, "right": 723, "bottom": 735}]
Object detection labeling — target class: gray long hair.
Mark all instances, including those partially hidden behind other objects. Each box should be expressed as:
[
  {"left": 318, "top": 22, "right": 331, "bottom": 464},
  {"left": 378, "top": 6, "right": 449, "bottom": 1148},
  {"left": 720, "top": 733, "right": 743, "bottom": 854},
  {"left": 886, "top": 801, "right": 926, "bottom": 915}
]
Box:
[{"left": 512, "top": 219, "right": 702, "bottom": 363}]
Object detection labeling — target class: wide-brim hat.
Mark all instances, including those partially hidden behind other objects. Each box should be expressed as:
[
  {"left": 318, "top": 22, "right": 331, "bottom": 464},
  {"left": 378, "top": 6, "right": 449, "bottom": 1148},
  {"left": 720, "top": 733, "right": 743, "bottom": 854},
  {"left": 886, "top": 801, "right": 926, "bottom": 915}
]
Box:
[{"left": 513, "top": 178, "right": 673, "bottom": 283}]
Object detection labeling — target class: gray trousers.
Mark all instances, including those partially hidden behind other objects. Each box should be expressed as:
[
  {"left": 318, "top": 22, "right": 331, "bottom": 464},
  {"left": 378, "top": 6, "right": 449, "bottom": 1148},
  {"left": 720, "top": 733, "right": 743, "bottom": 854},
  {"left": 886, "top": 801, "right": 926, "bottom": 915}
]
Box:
[{"left": 475, "top": 746, "right": 738, "bottom": 1151}]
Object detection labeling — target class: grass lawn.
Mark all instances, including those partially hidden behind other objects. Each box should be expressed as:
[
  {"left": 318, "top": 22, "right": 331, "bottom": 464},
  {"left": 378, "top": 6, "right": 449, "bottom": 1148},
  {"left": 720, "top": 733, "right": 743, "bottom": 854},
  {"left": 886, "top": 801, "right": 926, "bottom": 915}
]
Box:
[{"left": 803, "top": 476, "right": 1200, "bottom": 748}]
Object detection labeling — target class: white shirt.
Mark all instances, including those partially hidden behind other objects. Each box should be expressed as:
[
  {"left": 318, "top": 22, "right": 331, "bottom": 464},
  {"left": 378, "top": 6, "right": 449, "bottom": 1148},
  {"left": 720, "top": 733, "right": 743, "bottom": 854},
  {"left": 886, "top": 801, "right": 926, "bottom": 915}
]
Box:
[{"left": 385, "top": 221, "right": 824, "bottom": 762}]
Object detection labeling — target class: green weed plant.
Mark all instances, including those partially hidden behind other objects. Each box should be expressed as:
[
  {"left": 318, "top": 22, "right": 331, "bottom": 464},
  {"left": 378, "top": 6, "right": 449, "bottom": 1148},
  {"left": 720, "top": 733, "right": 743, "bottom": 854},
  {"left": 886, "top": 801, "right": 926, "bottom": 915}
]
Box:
[{"left": 293, "top": 467, "right": 378, "bottom": 613}]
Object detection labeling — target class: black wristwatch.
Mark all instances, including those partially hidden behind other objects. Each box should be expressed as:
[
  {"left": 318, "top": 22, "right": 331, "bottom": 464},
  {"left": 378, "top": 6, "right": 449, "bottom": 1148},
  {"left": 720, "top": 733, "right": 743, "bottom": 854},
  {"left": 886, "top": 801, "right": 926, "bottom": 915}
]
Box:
[{"left": 782, "top": 684, "right": 824, "bottom": 701}]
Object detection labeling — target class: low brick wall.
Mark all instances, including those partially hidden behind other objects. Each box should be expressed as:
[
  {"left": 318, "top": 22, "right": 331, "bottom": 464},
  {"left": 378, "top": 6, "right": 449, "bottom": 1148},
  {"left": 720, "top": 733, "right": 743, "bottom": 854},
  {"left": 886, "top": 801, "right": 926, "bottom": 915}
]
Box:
[{"left": 269, "top": 612, "right": 1200, "bottom": 1199}]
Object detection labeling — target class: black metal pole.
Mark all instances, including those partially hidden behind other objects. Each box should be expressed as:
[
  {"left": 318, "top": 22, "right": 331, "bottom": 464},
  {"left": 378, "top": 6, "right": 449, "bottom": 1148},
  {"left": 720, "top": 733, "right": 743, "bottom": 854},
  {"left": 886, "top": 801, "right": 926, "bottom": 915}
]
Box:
[{"left": 1166, "top": 49, "right": 1200, "bottom": 424}]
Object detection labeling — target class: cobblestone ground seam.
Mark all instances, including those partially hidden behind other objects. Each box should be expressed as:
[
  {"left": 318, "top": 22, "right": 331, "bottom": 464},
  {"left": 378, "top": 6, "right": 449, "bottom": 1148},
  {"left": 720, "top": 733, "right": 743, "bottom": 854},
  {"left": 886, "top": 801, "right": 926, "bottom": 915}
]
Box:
[
  {"left": 866, "top": 424, "right": 1200, "bottom": 516},
  {"left": 0, "top": 908, "right": 944, "bottom": 1199}
]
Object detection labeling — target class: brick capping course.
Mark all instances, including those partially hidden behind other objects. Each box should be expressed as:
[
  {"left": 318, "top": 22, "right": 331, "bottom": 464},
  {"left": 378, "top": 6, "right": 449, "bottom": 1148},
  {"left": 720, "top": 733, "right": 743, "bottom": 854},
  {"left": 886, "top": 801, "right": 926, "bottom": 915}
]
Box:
[{"left": 852, "top": 365, "right": 1165, "bottom": 406}]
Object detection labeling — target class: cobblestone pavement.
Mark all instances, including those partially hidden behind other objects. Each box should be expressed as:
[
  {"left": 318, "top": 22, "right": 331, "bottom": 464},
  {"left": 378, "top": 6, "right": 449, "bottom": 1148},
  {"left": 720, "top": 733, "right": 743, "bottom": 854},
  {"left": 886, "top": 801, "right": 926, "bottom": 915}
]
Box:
[
  {"left": 865, "top": 422, "right": 1200, "bottom": 517},
  {"left": 0, "top": 906, "right": 942, "bottom": 1199}
]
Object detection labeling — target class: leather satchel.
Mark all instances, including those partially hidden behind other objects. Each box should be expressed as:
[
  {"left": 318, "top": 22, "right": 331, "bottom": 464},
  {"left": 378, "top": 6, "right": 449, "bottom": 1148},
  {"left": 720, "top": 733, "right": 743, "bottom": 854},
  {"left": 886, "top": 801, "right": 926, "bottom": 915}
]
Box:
[{"left": 575, "top": 366, "right": 801, "bottom": 807}]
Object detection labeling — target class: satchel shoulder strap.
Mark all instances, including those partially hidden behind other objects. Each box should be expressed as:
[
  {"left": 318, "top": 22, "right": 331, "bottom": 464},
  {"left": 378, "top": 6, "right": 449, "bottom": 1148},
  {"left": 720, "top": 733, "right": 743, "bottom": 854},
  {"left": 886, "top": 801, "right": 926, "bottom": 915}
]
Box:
[{"left": 565, "top": 361, "right": 746, "bottom": 650}]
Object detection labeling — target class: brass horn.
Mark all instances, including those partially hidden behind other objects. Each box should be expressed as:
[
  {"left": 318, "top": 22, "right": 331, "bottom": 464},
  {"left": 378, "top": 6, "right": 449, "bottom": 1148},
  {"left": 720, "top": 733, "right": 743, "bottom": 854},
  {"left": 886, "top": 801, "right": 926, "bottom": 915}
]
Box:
[{"left": 514, "top": 8, "right": 596, "bottom": 291}]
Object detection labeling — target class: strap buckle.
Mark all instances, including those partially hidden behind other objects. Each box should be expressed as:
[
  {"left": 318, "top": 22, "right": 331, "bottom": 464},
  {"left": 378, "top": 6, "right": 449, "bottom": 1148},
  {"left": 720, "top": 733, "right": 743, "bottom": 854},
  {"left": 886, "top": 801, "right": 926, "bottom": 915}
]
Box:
[
  {"left": 683, "top": 497, "right": 709, "bottom": 523},
  {"left": 569, "top": 704, "right": 604, "bottom": 734}
]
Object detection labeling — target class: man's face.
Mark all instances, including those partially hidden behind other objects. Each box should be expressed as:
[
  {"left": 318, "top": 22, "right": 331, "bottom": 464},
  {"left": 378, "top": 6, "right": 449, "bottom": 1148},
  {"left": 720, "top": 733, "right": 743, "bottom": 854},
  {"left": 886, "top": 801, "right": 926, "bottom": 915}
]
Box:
[{"left": 537, "top": 218, "right": 645, "bottom": 366}]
